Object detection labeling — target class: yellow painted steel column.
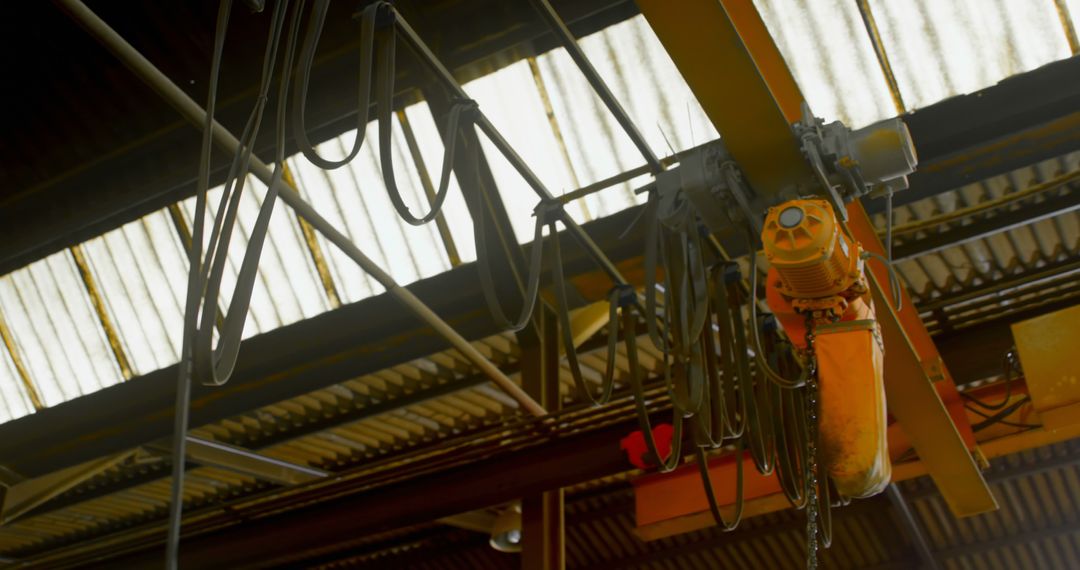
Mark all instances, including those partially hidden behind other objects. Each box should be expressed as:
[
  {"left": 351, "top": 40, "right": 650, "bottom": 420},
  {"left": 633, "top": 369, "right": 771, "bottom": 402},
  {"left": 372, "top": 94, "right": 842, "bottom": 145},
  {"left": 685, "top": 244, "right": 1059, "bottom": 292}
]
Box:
[{"left": 637, "top": 0, "right": 996, "bottom": 516}]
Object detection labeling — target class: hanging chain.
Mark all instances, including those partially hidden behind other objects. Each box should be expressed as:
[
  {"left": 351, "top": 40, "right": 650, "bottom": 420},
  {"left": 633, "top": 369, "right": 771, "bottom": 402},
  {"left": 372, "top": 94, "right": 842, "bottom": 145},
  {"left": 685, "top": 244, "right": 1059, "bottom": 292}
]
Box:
[{"left": 803, "top": 314, "right": 820, "bottom": 570}]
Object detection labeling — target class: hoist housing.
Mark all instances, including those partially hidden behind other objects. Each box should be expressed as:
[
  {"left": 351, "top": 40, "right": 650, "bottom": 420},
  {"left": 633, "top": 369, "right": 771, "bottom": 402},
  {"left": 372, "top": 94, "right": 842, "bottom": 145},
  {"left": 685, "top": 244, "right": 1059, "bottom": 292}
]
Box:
[
  {"left": 763, "top": 199, "right": 890, "bottom": 499},
  {"left": 763, "top": 199, "right": 867, "bottom": 323}
]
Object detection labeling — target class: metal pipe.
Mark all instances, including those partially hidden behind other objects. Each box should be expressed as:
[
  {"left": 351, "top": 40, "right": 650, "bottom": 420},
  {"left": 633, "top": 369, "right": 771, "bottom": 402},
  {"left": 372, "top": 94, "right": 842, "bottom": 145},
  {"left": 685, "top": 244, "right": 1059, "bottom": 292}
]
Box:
[
  {"left": 855, "top": 0, "right": 906, "bottom": 114},
  {"left": 394, "top": 14, "right": 633, "bottom": 288},
  {"left": 53, "top": 0, "right": 546, "bottom": 420},
  {"left": 556, "top": 154, "right": 679, "bottom": 206},
  {"left": 525, "top": 0, "right": 664, "bottom": 173},
  {"left": 1053, "top": 0, "right": 1080, "bottom": 55}
]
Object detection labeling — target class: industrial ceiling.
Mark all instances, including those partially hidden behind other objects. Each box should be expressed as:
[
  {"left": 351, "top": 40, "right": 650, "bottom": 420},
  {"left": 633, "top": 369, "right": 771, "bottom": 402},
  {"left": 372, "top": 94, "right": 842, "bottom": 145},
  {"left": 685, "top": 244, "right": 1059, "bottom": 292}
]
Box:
[{"left": 1, "top": 0, "right": 1079, "bottom": 568}]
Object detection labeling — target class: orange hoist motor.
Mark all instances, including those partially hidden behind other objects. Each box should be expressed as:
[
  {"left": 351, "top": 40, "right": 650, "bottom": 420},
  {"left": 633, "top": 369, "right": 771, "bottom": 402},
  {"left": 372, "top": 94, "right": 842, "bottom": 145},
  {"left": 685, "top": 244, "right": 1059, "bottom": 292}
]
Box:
[{"left": 762, "top": 199, "right": 890, "bottom": 499}]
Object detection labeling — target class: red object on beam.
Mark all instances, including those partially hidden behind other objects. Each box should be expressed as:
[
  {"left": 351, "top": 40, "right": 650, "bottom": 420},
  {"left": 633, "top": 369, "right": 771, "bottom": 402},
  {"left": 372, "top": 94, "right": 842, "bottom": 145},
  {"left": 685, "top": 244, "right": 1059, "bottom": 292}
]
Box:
[{"left": 620, "top": 423, "right": 674, "bottom": 469}]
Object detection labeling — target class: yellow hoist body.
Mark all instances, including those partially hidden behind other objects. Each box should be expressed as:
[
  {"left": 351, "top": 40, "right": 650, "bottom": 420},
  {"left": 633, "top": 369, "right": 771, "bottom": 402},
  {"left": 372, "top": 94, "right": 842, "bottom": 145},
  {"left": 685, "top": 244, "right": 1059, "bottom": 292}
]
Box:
[{"left": 762, "top": 199, "right": 890, "bottom": 498}]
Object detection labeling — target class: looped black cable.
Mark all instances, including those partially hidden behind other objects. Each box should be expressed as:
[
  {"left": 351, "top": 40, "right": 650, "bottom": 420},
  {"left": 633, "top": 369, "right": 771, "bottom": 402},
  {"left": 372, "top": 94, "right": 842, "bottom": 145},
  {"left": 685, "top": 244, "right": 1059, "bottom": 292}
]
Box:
[
  {"left": 192, "top": 0, "right": 296, "bottom": 387},
  {"left": 722, "top": 264, "right": 776, "bottom": 475},
  {"left": 291, "top": 0, "right": 379, "bottom": 170},
  {"left": 473, "top": 196, "right": 547, "bottom": 332},
  {"left": 643, "top": 192, "right": 666, "bottom": 349},
  {"left": 695, "top": 430, "right": 745, "bottom": 531},
  {"left": 624, "top": 295, "right": 684, "bottom": 473},
  {"left": 746, "top": 230, "right": 810, "bottom": 389},
  {"left": 961, "top": 347, "right": 1021, "bottom": 411},
  {"left": 376, "top": 7, "right": 480, "bottom": 226},
  {"left": 549, "top": 213, "right": 634, "bottom": 406}
]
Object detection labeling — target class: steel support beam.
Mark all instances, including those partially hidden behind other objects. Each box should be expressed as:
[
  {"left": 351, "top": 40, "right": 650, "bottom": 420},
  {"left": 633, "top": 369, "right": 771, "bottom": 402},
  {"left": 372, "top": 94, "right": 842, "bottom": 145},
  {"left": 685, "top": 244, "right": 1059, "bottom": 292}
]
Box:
[
  {"left": 521, "top": 307, "right": 565, "bottom": 570},
  {"left": 636, "top": 0, "right": 814, "bottom": 198},
  {"left": 32, "top": 416, "right": 647, "bottom": 568},
  {"left": 874, "top": 55, "right": 1080, "bottom": 214},
  {"left": 851, "top": 206, "right": 996, "bottom": 516}
]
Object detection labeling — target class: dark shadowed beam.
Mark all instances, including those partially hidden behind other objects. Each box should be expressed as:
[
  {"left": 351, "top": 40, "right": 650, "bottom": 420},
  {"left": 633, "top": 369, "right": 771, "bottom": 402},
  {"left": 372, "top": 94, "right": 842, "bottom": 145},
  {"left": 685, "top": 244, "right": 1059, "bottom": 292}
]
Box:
[
  {"left": 865, "top": 55, "right": 1080, "bottom": 214},
  {"left": 26, "top": 415, "right": 650, "bottom": 569}
]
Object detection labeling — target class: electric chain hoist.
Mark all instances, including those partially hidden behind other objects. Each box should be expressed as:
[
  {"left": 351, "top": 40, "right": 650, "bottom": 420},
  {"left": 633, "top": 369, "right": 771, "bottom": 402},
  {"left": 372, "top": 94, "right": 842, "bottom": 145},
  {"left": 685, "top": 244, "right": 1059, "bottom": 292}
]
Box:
[
  {"left": 762, "top": 198, "right": 890, "bottom": 498},
  {"left": 639, "top": 107, "right": 915, "bottom": 567}
]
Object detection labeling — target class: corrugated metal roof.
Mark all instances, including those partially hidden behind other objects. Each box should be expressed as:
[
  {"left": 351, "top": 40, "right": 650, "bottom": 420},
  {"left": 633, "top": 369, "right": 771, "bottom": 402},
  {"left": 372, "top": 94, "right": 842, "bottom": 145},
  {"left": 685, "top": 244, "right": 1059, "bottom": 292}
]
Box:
[{"left": 881, "top": 151, "right": 1080, "bottom": 334}]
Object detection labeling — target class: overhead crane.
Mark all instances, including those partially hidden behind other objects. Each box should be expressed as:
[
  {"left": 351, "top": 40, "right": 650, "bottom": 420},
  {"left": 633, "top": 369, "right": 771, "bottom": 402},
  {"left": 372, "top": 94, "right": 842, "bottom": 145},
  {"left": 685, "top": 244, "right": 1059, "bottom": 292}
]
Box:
[{"left": 2, "top": 0, "right": 1079, "bottom": 568}]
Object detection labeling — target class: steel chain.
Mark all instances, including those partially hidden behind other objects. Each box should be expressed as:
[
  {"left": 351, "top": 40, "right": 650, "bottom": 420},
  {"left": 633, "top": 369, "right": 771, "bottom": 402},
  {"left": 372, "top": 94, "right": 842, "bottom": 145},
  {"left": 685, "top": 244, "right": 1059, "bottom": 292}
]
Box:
[{"left": 804, "top": 313, "right": 820, "bottom": 570}]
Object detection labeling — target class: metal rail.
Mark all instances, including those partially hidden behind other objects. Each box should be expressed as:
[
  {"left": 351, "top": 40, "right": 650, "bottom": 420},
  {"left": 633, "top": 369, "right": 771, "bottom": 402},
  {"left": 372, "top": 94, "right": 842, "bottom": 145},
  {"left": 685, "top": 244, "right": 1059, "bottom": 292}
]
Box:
[
  {"left": 525, "top": 0, "right": 663, "bottom": 173},
  {"left": 393, "top": 14, "right": 633, "bottom": 289}
]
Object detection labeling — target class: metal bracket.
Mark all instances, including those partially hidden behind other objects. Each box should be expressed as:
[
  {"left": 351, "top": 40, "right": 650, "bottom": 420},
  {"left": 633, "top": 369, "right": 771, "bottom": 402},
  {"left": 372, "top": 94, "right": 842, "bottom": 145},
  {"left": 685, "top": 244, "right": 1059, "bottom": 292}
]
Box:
[{"left": 655, "top": 140, "right": 765, "bottom": 241}]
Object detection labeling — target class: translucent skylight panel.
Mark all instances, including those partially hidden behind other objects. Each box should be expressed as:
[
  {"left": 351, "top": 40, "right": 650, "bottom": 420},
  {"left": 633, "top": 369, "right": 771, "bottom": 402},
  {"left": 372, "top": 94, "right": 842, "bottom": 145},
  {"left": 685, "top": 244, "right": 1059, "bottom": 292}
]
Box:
[
  {"left": 0, "top": 345, "right": 34, "bottom": 424},
  {"left": 577, "top": 16, "right": 719, "bottom": 154},
  {"left": 288, "top": 113, "right": 452, "bottom": 304},
  {"left": 524, "top": 17, "right": 719, "bottom": 223},
  {"left": 868, "top": 0, "right": 1070, "bottom": 110},
  {"left": 82, "top": 210, "right": 188, "bottom": 375},
  {"left": 464, "top": 59, "right": 579, "bottom": 242},
  {"left": 1065, "top": 0, "right": 1080, "bottom": 38},
  {"left": 535, "top": 33, "right": 651, "bottom": 219},
  {"left": 0, "top": 252, "right": 120, "bottom": 406},
  {"left": 178, "top": 174, "right": 331, "bottom": 341},
  {"left": 289, "top": 153, "right": 384, "bottom": 304},
  {"left": 400, "top": 102, "right": 477, "bottom": 263},
  {"left": 757, "top": 0, "right": 897, "bottom": 126}
]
